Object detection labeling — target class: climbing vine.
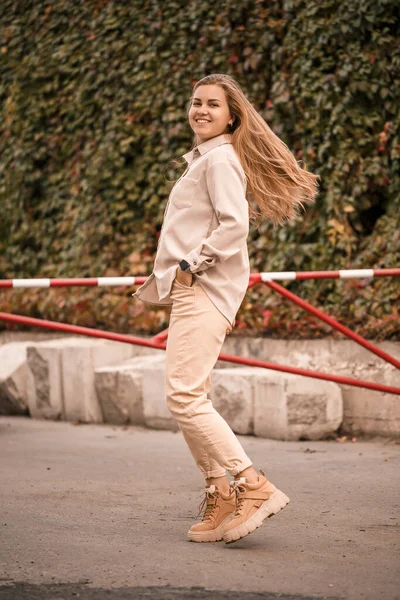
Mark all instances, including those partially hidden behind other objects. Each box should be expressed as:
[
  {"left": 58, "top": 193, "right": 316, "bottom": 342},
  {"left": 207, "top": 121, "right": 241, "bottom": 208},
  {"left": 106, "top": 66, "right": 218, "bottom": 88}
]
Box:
[{"left": 0, "top": 0, "right": 399, "bottom": 339}]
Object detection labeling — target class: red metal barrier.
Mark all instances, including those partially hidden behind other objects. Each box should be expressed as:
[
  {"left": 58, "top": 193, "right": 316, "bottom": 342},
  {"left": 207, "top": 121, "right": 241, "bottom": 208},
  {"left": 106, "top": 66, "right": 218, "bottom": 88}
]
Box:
[
  {"left": 250, "top": 278, "right": 400, "bottom": 370},
  {"left": 1, "top": 311, "right": 399, "bottom": 395},
  {"left": 0, "top": 268, "right": 399, "bottom": 395},
  {"left": 0, "top": 268, "right": 400, "bottom": 289}
]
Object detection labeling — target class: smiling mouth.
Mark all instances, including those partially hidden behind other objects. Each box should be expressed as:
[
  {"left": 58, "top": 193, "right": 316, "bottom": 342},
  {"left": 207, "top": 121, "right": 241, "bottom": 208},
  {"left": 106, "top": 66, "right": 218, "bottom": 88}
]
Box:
[{"left": 195, "top": 119, "right": 210, "bottom": 123}]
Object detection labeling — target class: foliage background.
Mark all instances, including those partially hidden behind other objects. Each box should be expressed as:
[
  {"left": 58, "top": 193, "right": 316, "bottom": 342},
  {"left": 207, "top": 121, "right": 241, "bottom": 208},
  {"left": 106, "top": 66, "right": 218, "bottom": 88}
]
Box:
[{"left": 0, "top": 0, "right": 399, "bottom": 339}]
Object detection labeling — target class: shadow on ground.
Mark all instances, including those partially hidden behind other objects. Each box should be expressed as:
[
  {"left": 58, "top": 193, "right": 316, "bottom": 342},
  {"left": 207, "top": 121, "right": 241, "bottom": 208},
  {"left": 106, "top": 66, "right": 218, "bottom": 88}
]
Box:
[{"left": 0, "top": 582, "right": 341, "bottom": 600}]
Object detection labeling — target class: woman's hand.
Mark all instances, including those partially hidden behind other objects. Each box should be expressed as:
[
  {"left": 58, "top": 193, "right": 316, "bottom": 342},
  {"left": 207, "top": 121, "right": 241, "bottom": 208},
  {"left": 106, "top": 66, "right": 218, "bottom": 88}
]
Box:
[
  {"left": 226, "top": 319, "right": 236, "bottom": 335},
  {"left": 176, "top": 265, "right": 193, "bottom": 287},
  {"left": 175, "top": 265, "right": 233, "bottom": 334}
]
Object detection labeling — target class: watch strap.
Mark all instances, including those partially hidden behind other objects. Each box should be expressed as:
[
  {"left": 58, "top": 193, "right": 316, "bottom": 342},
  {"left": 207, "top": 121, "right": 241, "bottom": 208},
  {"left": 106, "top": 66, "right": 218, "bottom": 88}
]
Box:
[{"left": 179, "top": 259, "right": 191, "bottom": 272}]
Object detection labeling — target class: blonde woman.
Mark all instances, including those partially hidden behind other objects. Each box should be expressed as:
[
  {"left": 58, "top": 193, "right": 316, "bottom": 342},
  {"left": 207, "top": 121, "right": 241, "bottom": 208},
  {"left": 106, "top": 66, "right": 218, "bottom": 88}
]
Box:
[{"left": 132, "top": 73, "right": 319, "bottom": 544}]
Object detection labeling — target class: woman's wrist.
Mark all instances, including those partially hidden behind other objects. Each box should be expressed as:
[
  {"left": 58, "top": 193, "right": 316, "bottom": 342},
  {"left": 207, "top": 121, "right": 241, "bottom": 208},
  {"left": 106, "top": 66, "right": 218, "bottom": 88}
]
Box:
[{"left": 177, "top": 265, "right": 193, "bottom": 280}]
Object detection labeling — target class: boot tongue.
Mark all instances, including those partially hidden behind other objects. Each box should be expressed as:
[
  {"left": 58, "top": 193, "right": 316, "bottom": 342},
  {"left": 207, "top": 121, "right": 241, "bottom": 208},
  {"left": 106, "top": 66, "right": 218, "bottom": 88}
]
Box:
[
  {"left": 235, "top": 477, "right": 247, "bottom": 485},
  {"left": 206, "top": 484, "right": 216, "bottom": 493},
  {"left": 230, "top": 477, "right": 247, "bottom": 492}
]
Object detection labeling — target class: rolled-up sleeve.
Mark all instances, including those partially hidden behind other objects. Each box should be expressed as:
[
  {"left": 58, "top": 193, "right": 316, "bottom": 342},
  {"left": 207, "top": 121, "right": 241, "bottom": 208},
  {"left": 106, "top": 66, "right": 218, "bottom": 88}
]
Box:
[{"left": 182, "top": 159, "right": 249, "bottom": 274}]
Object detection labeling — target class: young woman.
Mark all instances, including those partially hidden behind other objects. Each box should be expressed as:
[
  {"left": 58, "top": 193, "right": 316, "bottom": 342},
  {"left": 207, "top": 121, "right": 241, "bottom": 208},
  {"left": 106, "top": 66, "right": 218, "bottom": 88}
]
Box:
[{"left": 132, "top": 73, "right": 319, "bottom": 544}]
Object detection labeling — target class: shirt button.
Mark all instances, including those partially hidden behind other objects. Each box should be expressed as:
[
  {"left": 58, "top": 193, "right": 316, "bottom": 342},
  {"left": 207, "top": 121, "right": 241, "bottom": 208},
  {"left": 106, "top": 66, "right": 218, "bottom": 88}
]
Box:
[{"left": 193, "top": 261, "right": 197, "bottom": 265}]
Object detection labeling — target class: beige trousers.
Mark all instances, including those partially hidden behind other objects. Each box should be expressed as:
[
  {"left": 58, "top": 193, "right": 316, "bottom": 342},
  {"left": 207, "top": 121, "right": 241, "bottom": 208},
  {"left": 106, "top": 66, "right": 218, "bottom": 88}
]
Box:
[{"left": 165, "top": 277, "right": 253, "bottom": 479}]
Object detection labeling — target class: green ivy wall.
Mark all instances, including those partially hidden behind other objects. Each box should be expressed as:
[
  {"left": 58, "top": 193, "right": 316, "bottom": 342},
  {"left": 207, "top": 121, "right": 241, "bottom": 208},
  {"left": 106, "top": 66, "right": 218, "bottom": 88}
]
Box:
[{"left": 0, "top": 0, "right": 399, "bottom": 338}]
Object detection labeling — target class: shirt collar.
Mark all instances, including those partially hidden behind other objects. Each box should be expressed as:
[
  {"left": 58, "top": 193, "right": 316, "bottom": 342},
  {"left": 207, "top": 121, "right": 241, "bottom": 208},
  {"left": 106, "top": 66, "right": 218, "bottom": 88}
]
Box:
[{"left": 182, "top": 133, "right": 232, "bottom": 164}]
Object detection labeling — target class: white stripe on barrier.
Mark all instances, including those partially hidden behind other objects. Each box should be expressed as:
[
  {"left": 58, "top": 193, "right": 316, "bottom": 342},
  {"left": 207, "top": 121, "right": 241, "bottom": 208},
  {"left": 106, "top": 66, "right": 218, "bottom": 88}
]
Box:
[
  {"left": 13, "top": 279, "right": 51, "bottom": 288},
  {"left": 338, "top": 269, "right": 374, "bottom": 279},
  {"left": 3, "top": 270, "right": 398, "bottom": 289},
  {"left": 97, "top": 277, "right": 136, "bottom": 286},
  {"left": 261, "top": 272, "right": 297, "bottom": 281}
]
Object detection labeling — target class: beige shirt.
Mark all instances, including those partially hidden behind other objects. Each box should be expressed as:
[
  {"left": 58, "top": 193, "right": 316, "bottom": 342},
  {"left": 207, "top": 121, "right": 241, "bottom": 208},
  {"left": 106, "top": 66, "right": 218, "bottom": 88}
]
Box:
[{"left": 131, "top": 133, "right": 250, "bottom": 326}]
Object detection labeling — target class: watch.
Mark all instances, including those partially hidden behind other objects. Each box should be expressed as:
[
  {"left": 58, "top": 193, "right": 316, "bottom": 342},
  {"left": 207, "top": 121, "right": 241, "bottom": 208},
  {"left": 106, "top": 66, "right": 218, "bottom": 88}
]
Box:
[{"left": 179, "top": 259, "right": 192, "bottom": 273}]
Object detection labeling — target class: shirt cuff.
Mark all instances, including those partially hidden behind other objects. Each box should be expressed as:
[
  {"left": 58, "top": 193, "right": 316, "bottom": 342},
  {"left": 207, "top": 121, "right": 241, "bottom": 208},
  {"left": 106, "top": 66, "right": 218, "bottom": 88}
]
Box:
[{"left": 181, "top": 249, "right": 204, "bottom": 274}]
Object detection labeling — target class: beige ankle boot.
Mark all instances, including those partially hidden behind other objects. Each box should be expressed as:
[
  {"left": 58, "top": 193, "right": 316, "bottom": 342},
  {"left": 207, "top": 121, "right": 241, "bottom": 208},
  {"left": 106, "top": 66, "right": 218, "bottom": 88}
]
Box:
[
  {"left": 223, "top": 468, "right": 290, "bottom": 544},
  {"left": 187, "top": 484, "right": 236, "bottom": 543}
]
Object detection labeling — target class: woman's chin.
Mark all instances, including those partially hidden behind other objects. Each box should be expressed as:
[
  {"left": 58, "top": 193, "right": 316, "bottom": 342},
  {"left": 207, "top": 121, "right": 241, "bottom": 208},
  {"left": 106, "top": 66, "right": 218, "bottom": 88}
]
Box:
[{"left": 192, "top": 128, "right": 222, "bottom": 142}]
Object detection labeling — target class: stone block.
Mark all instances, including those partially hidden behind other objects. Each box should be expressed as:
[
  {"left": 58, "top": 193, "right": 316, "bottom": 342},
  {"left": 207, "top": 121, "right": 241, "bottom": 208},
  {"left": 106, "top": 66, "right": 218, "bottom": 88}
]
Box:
[
  {"left": 94, "top": 366, "right": 143, "bottom": 426},
  {"left": 253, "top": 369, "right": 343, "bottom": 440},
  {"left": 341, "top": 363, "right": 400, "bottom": 436},
  {"left": 0, "top": 342, "right": 33, "bottom": 415},
  {"left": 95, "top": 353, "right": 178, "bottom": 431},
  {"left": 26, "top": 343, "right": 64, "bottom": 420},
  {"left": 26, "top": 337, "right": 138, "bottom": 422},
  {"left": 210, "top": 368, "right": 254, "bottom": 434},
  {"left": 222, "top": 338, "right": 399, "bottom": 438}
]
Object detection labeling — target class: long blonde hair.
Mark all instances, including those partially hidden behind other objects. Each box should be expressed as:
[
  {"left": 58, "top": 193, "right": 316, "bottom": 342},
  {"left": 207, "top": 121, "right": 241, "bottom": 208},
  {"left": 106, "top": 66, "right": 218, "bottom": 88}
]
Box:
[{"left": 171, "top": 73, "right": 320, "bottom": 230}]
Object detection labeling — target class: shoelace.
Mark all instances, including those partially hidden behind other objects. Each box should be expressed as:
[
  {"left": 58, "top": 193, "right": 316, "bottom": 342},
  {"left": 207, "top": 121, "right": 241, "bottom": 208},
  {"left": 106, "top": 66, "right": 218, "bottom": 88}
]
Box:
[
  {"left": 230, "top": 470, "right": 266, "bottom": 517},
  {"left": 230, "top": 480, "right": 247, "bottom": 517},
  {"left": 196, "top": 488, "right": 219, "bottom": 521}
]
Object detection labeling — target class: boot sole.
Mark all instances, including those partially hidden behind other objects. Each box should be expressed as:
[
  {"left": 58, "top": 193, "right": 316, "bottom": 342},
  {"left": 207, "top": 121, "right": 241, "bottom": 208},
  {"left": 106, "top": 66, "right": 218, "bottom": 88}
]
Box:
[
  {"left": 187, "top": 514, "right": 235, "bottom": 543},
  {"left": 223, "top": 489, "right": 290, "bottom": 544}
]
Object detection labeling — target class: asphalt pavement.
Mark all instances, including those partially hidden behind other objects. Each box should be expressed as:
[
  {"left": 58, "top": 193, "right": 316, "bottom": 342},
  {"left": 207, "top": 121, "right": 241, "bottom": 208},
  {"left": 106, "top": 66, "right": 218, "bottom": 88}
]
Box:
[{"left": 0, "top": 416, "right": 399, "bottom": 600}]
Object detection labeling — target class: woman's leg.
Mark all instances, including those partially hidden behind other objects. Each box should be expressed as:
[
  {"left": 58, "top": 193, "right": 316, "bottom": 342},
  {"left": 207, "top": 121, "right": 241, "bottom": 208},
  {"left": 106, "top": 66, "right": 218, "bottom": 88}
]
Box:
[
  {"left": 165, "top": 278, "right": 253, "bottom": 481},
  {"left": 235, "top": 466, "right": 259, "bottom": 483}
]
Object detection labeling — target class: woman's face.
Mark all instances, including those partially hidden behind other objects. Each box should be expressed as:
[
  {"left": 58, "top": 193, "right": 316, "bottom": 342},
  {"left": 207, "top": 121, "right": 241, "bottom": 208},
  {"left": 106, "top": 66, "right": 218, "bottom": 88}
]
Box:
[{"left": 188, "top": 84, "right": 233, "bottom": 143}]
